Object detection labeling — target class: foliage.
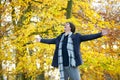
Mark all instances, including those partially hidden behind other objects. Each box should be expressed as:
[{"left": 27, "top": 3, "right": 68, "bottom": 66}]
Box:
[{"left": 0, "top": 0, "right": 120, "bottom": 80}]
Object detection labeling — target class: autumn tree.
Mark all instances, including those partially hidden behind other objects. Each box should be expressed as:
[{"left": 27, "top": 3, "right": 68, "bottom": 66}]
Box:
[
  {"left": 0, "top": 0, "right": 120, "bottom": 80},
  {"left": 71, "top": 0, "right": 120, "bottom": 80}
]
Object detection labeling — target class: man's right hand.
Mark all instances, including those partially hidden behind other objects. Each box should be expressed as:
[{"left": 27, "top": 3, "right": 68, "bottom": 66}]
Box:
[{"left": 35, "top": 35, "right": 42, "bottom": 42}]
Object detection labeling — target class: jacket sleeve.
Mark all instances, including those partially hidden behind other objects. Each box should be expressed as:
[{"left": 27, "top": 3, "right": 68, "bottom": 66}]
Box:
[
  {"left": 40, "top": 38, "right": 56, "bottom": 44},
  {"left": 80, "top": 32, "right": 103, "bottom": 42}
]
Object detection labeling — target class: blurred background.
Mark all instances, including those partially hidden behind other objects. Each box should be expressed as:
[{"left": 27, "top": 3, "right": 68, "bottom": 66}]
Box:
[{"left": 0, "top": 0, "right": 120, "bottom": 80}]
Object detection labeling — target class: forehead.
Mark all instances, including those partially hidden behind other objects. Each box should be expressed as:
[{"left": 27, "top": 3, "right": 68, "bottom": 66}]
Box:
[{"left": 65, "top": 22, "right": 70, "bottom": 25}]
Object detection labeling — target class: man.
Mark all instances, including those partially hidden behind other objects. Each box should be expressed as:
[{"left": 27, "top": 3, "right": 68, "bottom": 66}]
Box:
[{"left": 35, "top": 22, "right": 109, "bottom": 80}]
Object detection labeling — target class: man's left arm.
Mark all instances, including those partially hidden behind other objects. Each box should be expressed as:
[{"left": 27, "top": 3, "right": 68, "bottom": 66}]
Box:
[{"left": 80, "top": 28, "right": 109, "bottom": 42}]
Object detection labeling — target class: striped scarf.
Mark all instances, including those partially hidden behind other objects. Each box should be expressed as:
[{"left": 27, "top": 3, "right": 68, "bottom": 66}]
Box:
[{"left": 58, "top": 32, "right": 76, "bottom": 80}]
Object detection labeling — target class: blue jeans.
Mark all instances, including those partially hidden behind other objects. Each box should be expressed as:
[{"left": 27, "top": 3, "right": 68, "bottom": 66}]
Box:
[{"left": 64, "top": 67, "right": 80, "bottom": 80}]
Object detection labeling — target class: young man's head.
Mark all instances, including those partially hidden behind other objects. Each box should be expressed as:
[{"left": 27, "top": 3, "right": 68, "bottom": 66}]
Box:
[{"left": 64, "top": 22, "right": 76, "bottom": 33}]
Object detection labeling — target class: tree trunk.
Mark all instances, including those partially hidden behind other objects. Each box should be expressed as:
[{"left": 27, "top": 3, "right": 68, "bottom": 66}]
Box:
[
  {"left": 36, "top": 71, "right": 45, "bottom": 80},
  {"left": 66, "top": 0, "right": 73, "bottom": 19},
  {"left": 17, "top": 2, "right": 32, "bottom": 27},
  {"left": 0, "top": 1, "right": 3, "bottom": 76},
  {"left": 15, "top": 2, "right": 32, "bottom": 80},
  {"left": 16, "top": 73, "right": 26, "bottom": 80},
  {"left": 0, "top": 0, "right": 2, "bottom": 27},
  {"left": 0, "top": 62, "right": 4, "bottom": 80}
]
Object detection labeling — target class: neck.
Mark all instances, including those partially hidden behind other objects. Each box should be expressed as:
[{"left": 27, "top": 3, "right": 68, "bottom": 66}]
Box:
[{"left": 65, "top": 31, "right": 72, "bottom": 35}]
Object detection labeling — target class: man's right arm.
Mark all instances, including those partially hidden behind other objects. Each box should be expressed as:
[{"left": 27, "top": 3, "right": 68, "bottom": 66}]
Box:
[
  {"left": 40, "top": 38, "right": 56, "bottom": 44},
  {"left": 35, "top": 35, "right": 56, "bottom": 44}
]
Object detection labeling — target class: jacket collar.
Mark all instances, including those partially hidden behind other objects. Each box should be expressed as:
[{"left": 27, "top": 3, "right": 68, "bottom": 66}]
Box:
[
  {"left": 61, "top": 32, "right": 75, "bottom": 39},
  {"left": 70, "top": 33, "right": 75, "bottom": 39}
]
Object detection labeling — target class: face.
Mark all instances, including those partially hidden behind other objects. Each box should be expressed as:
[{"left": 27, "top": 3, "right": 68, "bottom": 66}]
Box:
[{"left": 64, "top": 23, "right": 71, "bottom": 32}]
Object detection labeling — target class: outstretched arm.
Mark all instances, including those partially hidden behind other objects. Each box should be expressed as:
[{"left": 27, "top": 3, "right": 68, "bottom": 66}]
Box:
[
  {"left": 80, "top": 32, "right": 102, "bottom": 41},
  {"left": 80, "top": 28, "right": 109, "bottom": 42},
  {"left": 40, "top": 38, "right": 56, "bottom": 44},
  {"left": 35, "top": 35, "right": 56, "bottom": 44}
]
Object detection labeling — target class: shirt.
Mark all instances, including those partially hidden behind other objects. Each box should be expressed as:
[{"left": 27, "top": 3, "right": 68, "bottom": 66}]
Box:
[{"left": 62, "top": 35, "right": 69, "bottom": 66}]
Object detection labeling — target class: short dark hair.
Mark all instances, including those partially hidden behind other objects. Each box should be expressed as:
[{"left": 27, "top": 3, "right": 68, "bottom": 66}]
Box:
[{"left": 68, "top": 22, "right": 76, "bottom": 33}]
